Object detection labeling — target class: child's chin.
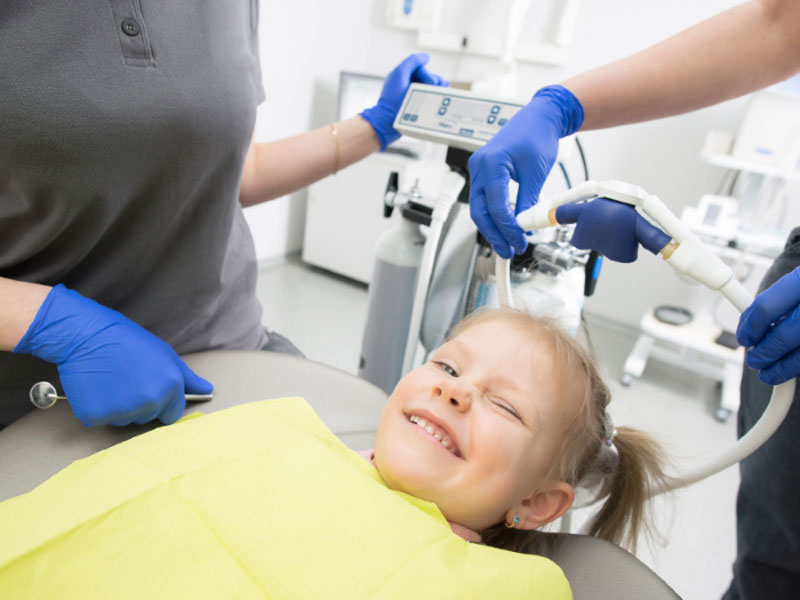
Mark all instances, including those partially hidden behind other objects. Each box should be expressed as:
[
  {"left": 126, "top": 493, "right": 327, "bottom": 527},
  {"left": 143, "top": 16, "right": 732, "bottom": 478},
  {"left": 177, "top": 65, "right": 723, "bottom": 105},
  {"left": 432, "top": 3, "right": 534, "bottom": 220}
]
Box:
[{"left": 379, "top": 457, "right": 440, "bottom": 496}]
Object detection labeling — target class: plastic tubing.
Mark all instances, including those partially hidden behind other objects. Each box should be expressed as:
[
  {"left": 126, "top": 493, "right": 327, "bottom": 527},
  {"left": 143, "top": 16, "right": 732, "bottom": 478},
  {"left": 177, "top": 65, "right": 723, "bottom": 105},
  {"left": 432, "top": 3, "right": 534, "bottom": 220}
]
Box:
[
  {"left": 401, "top": 170, "right": 465, "bottom": 376},
  {"left": 650, "top": 276, "right": 796, "bottom": 495},
  {"left": 651, "top": 199, "right": 796, "bottom": 493},
  {"left": 496, "top": 180, "right": 520, "bottom": 309},
  {"left": 496, "top": 254, "right": 514, "bottom": 308},
  {"left": 511, "top": 180, "right": 796, "bottom": 495}
]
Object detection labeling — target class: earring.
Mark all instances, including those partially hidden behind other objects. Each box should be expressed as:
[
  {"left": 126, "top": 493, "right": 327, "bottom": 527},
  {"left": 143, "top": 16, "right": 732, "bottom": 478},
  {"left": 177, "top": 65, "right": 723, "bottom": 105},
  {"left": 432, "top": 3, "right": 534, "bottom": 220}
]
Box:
[{"left": 505, "top": 514, "right": 520, "bottom": 529}]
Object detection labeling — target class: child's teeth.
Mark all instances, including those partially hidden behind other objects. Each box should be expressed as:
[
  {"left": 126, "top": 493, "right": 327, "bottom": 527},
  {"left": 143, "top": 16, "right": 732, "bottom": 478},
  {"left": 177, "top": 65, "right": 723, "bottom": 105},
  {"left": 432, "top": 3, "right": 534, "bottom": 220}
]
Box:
[{"left": 407, "top": 413, "right": 458, "bottom": 457}]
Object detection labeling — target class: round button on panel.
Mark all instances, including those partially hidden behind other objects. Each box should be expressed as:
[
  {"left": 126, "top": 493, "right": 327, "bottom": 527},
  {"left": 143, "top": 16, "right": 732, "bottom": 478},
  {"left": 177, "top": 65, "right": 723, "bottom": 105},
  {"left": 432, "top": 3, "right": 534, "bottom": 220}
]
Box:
[{"left": 121, "top": 18, "right": 141, "bottom": 36}]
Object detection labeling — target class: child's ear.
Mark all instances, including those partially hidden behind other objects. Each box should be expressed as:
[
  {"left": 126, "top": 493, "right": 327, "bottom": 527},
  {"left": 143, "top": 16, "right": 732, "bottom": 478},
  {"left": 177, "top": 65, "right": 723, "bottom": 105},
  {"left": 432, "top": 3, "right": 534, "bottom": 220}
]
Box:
[{"left": 512, "top": 481, "right": 575, "bottom": 530}]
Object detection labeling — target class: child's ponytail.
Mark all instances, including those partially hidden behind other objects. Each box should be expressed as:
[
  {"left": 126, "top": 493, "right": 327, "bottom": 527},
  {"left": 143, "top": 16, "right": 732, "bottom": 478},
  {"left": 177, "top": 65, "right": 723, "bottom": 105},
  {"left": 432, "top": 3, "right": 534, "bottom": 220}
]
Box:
[{"left": 584, "top": 426, "right": 671, "bottom": 551}]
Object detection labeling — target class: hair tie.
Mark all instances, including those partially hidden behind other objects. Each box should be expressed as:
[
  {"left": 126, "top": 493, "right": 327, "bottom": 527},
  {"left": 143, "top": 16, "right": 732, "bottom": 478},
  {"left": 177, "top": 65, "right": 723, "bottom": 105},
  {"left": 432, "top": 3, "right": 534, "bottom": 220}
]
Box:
[
  {"left": 604, "top": 428, "right": 618, "bottom": 447},
  {"left": 603, "top": 411, "right": 618, "bottom": 449},
  {"left": 572, "top": 410, "right": 621, "bottom": 508}
]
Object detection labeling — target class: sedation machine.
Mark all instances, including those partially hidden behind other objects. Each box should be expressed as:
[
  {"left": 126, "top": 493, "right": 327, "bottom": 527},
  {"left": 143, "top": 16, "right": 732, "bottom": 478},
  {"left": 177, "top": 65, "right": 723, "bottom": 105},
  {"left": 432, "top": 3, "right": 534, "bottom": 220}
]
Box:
[
  {"left": 1, "top": 84, "right": 794, "bottom": 599},
  {"left": 362, "top": 83, "right": 794, "bottom": 495}
]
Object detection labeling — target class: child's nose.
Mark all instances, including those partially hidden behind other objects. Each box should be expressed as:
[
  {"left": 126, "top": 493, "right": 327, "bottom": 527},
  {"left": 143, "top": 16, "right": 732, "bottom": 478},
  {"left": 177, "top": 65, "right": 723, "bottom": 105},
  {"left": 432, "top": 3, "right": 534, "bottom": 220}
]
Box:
[{"left": 433, "top": 379, "right": 473, "bottom": 412}]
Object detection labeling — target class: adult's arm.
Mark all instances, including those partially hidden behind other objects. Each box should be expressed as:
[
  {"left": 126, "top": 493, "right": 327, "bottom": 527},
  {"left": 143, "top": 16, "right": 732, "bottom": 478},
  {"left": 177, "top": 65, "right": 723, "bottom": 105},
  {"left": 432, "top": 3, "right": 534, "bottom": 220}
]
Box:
[
  {"left": 239, "top": 52, "right": 447, "bottom": 207},
  {"left": 567, "top": 0, "right": 800, "bottom": 130},
  {"left": 469, "top": 0, "right": 800, "bottom": 257},
  {"left": 238, "top": 116, "right": 380, "bottom": 206},
  {"left": 0, "top": 277, "right": 50, "bottom": 351}
]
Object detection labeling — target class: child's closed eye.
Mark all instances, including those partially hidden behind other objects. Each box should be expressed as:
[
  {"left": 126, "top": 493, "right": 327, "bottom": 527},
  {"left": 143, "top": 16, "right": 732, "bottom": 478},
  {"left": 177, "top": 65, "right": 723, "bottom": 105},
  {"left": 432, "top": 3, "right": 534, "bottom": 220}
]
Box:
[{"left": 491, "top": 398, "right": 523, "bottom": 422}]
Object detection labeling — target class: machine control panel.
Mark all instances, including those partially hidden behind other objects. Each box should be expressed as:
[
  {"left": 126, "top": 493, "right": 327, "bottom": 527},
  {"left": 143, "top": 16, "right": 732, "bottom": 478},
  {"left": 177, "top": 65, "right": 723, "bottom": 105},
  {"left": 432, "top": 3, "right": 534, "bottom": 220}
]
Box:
[{"left": 393, "top": 84, "right": 525, "bottom": 152}]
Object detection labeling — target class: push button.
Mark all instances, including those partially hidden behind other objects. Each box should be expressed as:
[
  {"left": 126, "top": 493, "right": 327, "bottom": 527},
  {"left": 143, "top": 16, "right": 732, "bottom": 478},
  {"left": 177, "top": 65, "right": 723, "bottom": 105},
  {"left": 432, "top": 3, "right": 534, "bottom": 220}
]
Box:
[{"left": 121, "top": 18, "right": 140, "bottom": 37}]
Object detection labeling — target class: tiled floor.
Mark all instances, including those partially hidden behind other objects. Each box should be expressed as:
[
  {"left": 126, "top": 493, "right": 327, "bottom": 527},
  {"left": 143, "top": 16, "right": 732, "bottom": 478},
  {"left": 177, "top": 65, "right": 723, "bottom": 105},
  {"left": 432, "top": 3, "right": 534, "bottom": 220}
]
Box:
[{"left": 257, "top": 256, "right": 740, "bottom": 600}]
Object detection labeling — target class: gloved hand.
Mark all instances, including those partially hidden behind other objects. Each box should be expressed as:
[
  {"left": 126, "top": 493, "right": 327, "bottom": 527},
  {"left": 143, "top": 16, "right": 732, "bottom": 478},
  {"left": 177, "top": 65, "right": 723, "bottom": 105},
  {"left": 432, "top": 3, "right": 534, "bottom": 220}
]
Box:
[
  {"left": 361, "top": 52, "right": 448, "bottom": 150},
  {"left": 13, "top": 284, "right": 213, "bottom": 427},
  {"left": 556, "top": 198, "right": 672, "bottom": 262},
  {"left": 737, "top": 266, "right": 800, "bottom": 385},
  {"left": 468, "top": 85, "right": 584, "bottom": 258}
]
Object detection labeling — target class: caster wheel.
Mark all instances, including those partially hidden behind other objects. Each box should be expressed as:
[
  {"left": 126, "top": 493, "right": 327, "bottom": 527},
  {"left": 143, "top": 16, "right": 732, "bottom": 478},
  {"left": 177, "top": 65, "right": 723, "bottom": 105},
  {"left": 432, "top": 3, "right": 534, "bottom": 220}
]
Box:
[
  {"left": 714, "top": 407, "right": 732, "bottom": 423},
  {"left": 621, "top": 373, "right": 635, "bottom": 387}
]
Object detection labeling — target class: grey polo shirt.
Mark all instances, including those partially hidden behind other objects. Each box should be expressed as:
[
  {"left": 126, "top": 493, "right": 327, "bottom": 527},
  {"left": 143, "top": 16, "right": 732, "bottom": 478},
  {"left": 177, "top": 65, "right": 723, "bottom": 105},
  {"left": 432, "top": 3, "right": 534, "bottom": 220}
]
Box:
[{"left": 0, "top": 1, "right": 268, "bottom": 423}]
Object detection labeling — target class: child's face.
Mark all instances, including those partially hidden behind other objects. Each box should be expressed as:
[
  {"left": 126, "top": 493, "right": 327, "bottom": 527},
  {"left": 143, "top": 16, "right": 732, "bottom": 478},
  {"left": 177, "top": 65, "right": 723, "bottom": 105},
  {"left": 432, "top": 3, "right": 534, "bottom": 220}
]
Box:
[{"left": 374, "top": 317, "right": 568, "bottom": 530}]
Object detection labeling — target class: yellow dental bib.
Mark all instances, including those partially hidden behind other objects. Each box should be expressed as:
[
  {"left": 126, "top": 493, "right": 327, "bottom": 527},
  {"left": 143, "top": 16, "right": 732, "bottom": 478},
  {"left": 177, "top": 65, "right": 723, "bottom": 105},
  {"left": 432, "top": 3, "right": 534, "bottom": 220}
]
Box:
[{"left": 0, "top": 398, "right": 570, "bottom": 599}]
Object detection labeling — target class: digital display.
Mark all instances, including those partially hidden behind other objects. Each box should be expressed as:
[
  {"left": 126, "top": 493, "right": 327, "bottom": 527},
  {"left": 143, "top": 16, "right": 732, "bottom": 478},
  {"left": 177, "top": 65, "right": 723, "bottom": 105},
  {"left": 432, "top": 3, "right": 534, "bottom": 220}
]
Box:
[{"left": 397, "top": 88, "right": 523, "bottom": 148}]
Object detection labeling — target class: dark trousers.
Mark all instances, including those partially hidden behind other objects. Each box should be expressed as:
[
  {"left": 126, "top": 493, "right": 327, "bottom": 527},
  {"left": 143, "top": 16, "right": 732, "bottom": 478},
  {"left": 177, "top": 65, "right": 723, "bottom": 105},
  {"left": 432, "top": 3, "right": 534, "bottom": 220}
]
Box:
[
  {"left": 723, "top": 227, "right": 800, "bottom": 599},
  {"left": 260, "top": 328, "right": 304, "bottom": 357}
]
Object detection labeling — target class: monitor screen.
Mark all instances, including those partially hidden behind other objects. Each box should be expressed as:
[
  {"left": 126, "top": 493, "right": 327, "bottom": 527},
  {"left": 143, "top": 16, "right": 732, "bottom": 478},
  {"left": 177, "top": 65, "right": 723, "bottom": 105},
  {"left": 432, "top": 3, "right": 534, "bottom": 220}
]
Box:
[{"left": 337, "top": 71, "right": 385, "bottom": 122}]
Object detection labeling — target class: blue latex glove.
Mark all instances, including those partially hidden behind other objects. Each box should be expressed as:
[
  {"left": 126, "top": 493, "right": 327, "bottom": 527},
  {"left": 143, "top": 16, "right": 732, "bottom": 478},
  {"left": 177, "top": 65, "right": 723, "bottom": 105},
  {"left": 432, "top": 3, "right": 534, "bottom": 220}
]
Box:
[
  {"left": 737, "top": 266, "right": 800, "bottom": 385},
  {"left": 361, "top": 52, "right": 448, "bottom": 150},
  {"left": 468, "top": 85, "right": 584, "bottom": 258},
  {"left": 556, "top": 199, "right": 671, "bottom": 262},
  {"left": 14, "top": 284, "right": 213, "bottom": 427}
]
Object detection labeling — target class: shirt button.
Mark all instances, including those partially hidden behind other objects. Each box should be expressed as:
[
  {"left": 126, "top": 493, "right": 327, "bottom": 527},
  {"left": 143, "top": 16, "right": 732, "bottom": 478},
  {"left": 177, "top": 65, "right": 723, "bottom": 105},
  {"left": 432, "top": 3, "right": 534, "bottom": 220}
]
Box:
[{"left": 121, "top": 19, "right": 141, "bottom": 37}]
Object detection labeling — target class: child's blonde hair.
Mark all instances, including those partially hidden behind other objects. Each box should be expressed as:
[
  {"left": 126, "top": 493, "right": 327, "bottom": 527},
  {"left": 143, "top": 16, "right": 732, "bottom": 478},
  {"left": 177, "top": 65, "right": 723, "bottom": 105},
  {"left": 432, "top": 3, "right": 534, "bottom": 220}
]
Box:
[{"left": 446, "top": 307, "right": 669, "bottom": 553}]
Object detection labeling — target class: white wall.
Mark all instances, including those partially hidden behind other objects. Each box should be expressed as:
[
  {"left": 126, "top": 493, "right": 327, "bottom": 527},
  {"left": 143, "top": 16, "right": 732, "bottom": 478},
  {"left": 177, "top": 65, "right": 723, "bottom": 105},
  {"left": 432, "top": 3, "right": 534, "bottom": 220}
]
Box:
[
  {"left": 248, "top": 0, "right": 780, "bottom": 329},
  {"left": 245, "top": 0, "right": 374, "bottom": 263}
]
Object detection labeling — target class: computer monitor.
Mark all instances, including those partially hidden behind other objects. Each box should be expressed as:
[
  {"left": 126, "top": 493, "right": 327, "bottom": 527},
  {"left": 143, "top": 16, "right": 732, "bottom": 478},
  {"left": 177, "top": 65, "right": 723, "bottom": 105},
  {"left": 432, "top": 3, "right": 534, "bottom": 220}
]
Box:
[{"left": 337, "top": 71, "right": 385, "bottom": 122}]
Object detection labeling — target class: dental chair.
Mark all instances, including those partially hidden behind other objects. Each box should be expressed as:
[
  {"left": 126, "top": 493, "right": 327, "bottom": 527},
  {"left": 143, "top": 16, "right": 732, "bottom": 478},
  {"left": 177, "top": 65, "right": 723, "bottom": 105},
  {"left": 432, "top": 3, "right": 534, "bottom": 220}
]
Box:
[{"left": 0, "top": 351, "right": 680, "bottom": 599}]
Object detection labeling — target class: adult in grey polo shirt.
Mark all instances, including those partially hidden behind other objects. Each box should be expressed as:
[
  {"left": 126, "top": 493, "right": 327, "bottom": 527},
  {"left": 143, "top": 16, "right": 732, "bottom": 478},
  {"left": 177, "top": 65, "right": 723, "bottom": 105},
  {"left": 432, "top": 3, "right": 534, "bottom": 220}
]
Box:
[{"left": 0, "top": 2, "right": 446, "bottom": 428}]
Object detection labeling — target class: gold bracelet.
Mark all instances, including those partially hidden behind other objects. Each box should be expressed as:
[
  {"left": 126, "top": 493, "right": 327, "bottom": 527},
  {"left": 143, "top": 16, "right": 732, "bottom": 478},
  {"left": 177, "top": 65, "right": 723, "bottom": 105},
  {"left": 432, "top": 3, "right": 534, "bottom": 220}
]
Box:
[{"left": 330, "top": 122, "right": 341, "bottom": 175}]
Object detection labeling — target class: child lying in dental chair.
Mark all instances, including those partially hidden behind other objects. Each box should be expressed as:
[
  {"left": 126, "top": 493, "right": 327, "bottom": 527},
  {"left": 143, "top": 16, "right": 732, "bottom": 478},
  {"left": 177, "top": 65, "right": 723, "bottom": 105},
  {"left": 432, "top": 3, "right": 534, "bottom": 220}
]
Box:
[
  {"left": 370, "top": 307, "right": 669, "bottom": 554},
  {"left": 0, "top": 308, "right": 668, "bottom": 599}
]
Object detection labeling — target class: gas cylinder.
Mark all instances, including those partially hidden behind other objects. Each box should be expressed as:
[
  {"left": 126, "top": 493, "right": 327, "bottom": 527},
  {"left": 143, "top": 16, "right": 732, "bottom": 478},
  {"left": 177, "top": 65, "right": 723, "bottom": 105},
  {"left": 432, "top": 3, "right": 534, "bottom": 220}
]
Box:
[{"left": 358, "top": 217, "right": 425, "bottom": 394}]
